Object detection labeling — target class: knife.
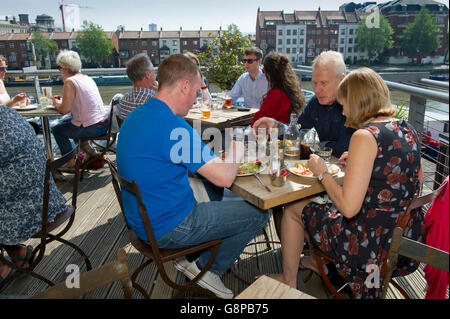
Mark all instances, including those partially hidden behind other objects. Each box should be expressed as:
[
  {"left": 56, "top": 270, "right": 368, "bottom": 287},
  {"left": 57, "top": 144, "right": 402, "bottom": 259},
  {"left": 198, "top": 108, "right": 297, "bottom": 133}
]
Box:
[{"left": 254, "top": 174, "right": 272, "bottom": 192}]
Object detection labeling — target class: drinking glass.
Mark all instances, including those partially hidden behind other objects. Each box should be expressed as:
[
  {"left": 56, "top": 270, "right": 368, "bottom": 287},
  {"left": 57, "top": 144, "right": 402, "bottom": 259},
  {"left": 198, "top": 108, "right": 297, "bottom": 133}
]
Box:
[
  {"left": 300, "top": 129, "right": 316, "bottom": 160},
  {"left": 40, "top": 96, "right": 49, "bottom": 107}
]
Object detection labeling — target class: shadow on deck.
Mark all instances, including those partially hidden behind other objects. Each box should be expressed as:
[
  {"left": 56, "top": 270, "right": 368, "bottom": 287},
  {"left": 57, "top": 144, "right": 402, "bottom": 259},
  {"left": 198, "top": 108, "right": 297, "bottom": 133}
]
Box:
[{"left": 0, "top": 162, "right": 433, "bottom": 299}]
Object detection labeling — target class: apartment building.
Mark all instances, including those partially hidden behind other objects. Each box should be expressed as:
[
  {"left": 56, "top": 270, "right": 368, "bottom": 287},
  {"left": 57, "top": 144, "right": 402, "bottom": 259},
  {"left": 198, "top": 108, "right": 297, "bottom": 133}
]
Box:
[
  {"left": 380, "top": 0, "right": 449, "bottom": 64},
  {"left": 256, "top": 0, "right": 449, "bottom": 65},
  {"left": 256, "top": 7, "right": 369, "bottom": 65}
]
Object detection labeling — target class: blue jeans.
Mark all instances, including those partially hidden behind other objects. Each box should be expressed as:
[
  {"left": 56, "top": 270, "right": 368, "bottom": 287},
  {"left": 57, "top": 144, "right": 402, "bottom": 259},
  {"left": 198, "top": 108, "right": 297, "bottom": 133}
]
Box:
[
  {"left": 52, "top": 115, "right": 108, "bottom": 156},
  {"left": 156, "top": 201, "right": 270, "bottom": 275}
]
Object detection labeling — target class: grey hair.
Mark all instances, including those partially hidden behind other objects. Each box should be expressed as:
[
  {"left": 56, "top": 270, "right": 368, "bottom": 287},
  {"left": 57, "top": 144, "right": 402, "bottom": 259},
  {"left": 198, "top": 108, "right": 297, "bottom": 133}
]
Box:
[
  {"left": 312, "top": 51, "right": 346, "bottom": 78},
  {"left": 56, "top": 50, "right": 82, "bottom": 73},
  {"left": 126, "top": 53, "right": 154, "bottom": 83}
]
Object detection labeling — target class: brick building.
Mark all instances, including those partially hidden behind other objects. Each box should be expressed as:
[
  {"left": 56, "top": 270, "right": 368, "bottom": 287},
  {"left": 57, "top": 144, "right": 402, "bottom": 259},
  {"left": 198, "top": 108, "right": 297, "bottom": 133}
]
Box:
[
  {"left": 256, "top": 0, "right": 449, "bottom": 65},
  {"left": 380, "top": 0, "right": 449, "bottom": 64},
  {"left": 256, "top": 7, "right": 370, "bottom": 65}
]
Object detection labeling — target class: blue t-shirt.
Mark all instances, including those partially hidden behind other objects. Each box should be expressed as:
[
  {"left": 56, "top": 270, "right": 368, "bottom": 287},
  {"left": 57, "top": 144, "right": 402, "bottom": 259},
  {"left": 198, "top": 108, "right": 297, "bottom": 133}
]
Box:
[
  {"left": 116, "top": 98, "right": 216, "bottom": 241},
  {"left": 297, "top": 96, "right": 356, "bottom": 157}
]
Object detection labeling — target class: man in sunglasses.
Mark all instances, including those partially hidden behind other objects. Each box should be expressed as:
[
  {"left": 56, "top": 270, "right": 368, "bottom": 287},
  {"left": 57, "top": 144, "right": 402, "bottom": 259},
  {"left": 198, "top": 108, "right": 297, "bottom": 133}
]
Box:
[{"left": 229, "top": 47, "right": 268, "bottom": 109}]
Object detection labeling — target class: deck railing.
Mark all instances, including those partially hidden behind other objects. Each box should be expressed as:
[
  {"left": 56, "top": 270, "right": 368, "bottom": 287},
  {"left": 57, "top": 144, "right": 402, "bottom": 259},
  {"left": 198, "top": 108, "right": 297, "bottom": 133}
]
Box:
[{"left": 8, "top": 66, "right": 450, "bottom": 193}]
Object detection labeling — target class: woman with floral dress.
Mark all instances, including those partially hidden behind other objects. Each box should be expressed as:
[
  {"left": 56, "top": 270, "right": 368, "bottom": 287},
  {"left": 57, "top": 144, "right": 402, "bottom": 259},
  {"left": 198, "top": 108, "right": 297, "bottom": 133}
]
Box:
[
  {"left": 0, "top": 106, "right": 68, "bottom": 283},
  {"left": 268, "top": 67, "right": 424, "bottom": 298}
]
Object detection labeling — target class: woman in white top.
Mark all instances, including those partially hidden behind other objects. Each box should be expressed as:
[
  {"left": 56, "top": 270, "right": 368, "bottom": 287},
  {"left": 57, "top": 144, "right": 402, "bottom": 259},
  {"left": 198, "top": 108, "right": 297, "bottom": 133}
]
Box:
[
  {"left": 0, "top": 55, "right": 30, "bottom": 107},
  {"left": 51, "top": 50, "right": 108, "bottom": 173}
]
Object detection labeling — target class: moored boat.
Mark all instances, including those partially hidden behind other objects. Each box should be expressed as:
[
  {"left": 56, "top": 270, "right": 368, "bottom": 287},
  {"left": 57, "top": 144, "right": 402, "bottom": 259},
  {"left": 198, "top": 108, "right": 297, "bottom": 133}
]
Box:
[{"left": 90, "top": 75, "right": 131, "bottom": 86}]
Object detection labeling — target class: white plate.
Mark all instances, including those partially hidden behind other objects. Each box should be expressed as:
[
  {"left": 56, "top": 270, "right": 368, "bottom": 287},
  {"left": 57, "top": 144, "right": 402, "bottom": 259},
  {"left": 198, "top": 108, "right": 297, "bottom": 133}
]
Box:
[
  {"left": 12, "top": 105, "right": 38, "bottom": 111},
  {"left": 237, "top": 162, "right": 266, "bottom": 177},
  {"left": 287, "top": 160, "right": 340, "bottom": 178},
  {"left": 44, "top": 105, "right": 56, "bottom": 110}
]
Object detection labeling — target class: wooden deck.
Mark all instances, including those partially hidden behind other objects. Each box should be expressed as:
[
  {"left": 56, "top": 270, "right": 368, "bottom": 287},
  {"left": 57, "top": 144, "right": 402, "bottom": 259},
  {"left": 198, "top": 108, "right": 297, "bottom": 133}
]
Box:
[{"left": 0, "top": 157, "right": 438, "bottom": 299}]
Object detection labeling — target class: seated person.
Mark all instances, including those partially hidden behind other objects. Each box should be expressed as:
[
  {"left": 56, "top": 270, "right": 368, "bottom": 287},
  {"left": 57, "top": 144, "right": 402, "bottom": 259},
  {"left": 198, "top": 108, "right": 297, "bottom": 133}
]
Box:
[
  {"left": 0, "top": 55, "right": 30, "bottom": 108},
  {"left": 119, "top": 53, "right": 157, "bottom": 120},
  {"left": 0, "top": 105, "right": 68, "bottom": 283},
  {"left": 117, "top": 54, "right": 269, "bottom": 299},
  {"left": 51, "top": 50, "right": 109, "bottom": 172},
  {"left": 184, "top": 52, "right": 211, "bottom": 103},
  {"left": 253, "top": 51, "right": 355, "bottom": 157},
  {"left": 229, "top": 47, "right": 268, "bottom": 109},
  {"left": 267, "top": 67, "right": 425, "bottom": 299},
  {"left": 251, "top": 52, "right": 306, "bottom": 126}
]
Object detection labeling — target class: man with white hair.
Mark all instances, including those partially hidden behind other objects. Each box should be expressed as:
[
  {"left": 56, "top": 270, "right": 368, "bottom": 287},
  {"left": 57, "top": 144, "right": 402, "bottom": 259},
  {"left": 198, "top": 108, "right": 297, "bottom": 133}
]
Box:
[{"left": 253, "top": 51, "right": 355, "bottom": 158}]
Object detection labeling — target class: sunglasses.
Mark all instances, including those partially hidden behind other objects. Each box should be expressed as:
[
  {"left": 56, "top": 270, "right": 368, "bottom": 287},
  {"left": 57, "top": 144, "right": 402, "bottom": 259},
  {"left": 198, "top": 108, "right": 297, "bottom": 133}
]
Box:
[
  {"left": 0, "top": 66, "right": 7, "bottom": 72},
  {"left": 243, "top": 59, "right": 258, "bottom": 64}
]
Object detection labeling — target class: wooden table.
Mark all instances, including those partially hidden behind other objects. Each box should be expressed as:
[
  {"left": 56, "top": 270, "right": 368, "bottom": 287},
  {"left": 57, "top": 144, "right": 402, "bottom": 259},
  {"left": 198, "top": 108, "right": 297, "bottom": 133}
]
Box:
[
  {"left": 230, "top": 159, "right": 345, "bottom": 238},
  {"left": 235, "top": 275, "right": 316, "bottom": 299},
  {"left": 14, "top": 104, "right": 61, "bottom": 160},
  {"left": 184, "top": 108, "right": 258, "bottom": 132}
]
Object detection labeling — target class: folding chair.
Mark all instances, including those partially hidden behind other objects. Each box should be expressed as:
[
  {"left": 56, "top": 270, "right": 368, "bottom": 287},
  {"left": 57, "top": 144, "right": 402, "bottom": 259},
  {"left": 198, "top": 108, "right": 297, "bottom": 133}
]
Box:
[
  {"left": 106, "top": 159, "right": 222, "bottom": 298},
  {"left": 77, "top": 99, "right": 119, "bottom": 179},
  {"left": 32, "top": 249, "right": 133, "bottom": 299},
  {"left": 0, "top": 147, "right": 92, "bottom": 290}
]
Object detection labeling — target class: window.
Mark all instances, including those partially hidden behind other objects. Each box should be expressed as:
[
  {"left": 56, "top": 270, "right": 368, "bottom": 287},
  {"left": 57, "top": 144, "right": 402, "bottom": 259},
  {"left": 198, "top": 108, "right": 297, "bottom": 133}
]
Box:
[
  {"left": 9, "top": 42, "right": 14, "bottom": 48},
  {"left": 130, "top": 41, "right": 137, "bottom": 47},
  {"left": 162, "top": 40, "right": 167, "bottom": 45},
  {"left": 193, "top": 40, "right": 198, "bottom": 45},
  {"left": 349, "top": 38, "right": 353, "bottom": 44},
  {"left": 300, "top": 39, "right": 304, "bottom": 44},
  {"left": 0, "top": 43, "right": 4, "bottom": 48},
  {"left": 287, "top": 39, "right": 291, "bottom": 45},
  {"left": 152, "top": 41, "right": 157, "bottom": 46},
  {"left": 278, "top": 30, "right": 283, "bottom": 36},
  {"left": 324, "top": 39, "right": 328, "bottom": 45},
  {"left": 292, "top": 47, "right": 296, "bottom": 54},
  {"left": 348, "top": 47, "right": 352, "bottom": 53},
  {"left": 340, "top": 38, "right": 344, "bottom": 44},
  {"left": 300, "top": 30, "right": 304, "bottom": 35},
  {"left": 341, "top": 29, "right": 345, "bottom": 35},
  {"left": 141, "top": 41, "right": 147, "bottom": 46},
  {"left": 349, "top": 29, "right": 354, "bottom": 35},
  {"left": 132, "top": 50, "right": 137, "bottom": 56},
  {"left": 316, "top": 30, "right": 321, "bottom": 35},
  {"left": 293, "top": 29, "right": 297, "bottom": 35},
  {"left": 286, "top": 48, "right": 290, "bottom": 53},
  {"left": 152, "top": 50, "right": 157, "bottom": 56},
  {"left": 22, "top": 52, "right": 27, "bottom": 59},
  {"left": 278, "top": 48, "right": 282, "bottom": 52},
  {"left": 299, "top": 47, "right": 304, "bottom": 53},
  {"left": 287, "top": 29, "right": 291, "bottom": 36},
  {"left": 183, "top": 40, "right": 188, "bottom": 45},
  {"left": 316, "top": 39, "right": 320, "bottom": 45},
  {"left": 20, "top": 42, "right": 25, "bottom": 48},
  {"left": 173, "top": 40, "right": 178, "bottom": 46},
  {"left": 278, "top": 39, "right": 282, "bottom": 45},
  {"left": 293, "top": 39, "right": 297, "bottom": 44}
]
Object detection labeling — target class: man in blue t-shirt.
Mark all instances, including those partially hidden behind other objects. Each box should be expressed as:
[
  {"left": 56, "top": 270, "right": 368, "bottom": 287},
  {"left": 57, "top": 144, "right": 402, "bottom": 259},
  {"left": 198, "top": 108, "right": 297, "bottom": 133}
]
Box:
[
  {"left": 116, "top": 54, "right": 269, "bottom": 299},
  {"left": 253, "top": 51, "right": 355, "bottom": 158}
]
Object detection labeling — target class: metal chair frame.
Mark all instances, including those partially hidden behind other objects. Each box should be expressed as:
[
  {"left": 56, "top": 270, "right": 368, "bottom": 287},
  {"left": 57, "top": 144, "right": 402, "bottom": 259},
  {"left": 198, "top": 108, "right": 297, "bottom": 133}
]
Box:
[
  {"left": 0, "top": 147, "right": 92, "bottom": 290},
  {"left": 78, "top": 99, "right": 119, "bottom": 179},
  {"left": 106, "top": 159, "right": 222, "bottom": 299}
]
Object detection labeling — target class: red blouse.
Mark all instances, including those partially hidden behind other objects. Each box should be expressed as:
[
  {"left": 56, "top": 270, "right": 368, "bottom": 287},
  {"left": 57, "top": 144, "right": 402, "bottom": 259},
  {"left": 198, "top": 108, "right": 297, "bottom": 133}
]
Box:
[{"left": 251, "top": 88, "right": 291, "bottom": 127}]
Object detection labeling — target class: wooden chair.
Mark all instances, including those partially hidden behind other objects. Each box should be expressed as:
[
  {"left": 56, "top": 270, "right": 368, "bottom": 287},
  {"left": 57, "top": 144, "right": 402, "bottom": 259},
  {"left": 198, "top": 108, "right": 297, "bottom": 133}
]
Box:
[
  {"left": 311, "top": 182, "right": 448, "bottom": 299},
  {"left": 106, "top": 159, "right": 222, "bottom": 298},
  {"left": 31, "top": 249, "right": 133, "bottom": 299},
  {"left": 381, "top": 182, "right": 448, "bottom": 299},
  {"left": 77, "top": 99, "right": 119, "bottom": 179},
  {"left": 0, "top": 147, "right": 92, "bottom": 290}
]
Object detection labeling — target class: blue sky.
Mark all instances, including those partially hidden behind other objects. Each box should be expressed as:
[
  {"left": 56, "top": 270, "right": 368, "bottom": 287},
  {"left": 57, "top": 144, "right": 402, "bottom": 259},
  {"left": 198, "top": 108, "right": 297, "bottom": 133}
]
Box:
[{"left": 6, "top": 0, "right": 449, "bottom": 34}]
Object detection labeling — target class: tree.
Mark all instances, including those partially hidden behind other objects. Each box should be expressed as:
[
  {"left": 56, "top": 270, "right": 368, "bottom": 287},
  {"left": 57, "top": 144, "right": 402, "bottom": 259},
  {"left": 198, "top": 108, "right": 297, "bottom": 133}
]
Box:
[
  {"left": 355, "top": 14, "right": 394, "bottom": 64},
  {"left": 31, "top": 31, "right": 58, "bottom": 69},
  {"left": 75, "top": 21, "right": 114, "bottom": 67},
  {"left": 400, "top": 9, "right": 440, "bottom": 64},
  {"left": 198, "top": 24, "right": 251, "bottom": 90}
]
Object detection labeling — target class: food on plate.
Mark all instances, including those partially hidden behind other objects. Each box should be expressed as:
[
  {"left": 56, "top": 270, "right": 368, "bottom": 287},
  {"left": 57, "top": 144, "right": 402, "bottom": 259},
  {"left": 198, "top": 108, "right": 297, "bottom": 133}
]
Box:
[
  {"left": 237, "top": 160, "right": 262, "bottom": 176},
  {"left": 290, "top": 160, "right": 339, "bottom": 177}
]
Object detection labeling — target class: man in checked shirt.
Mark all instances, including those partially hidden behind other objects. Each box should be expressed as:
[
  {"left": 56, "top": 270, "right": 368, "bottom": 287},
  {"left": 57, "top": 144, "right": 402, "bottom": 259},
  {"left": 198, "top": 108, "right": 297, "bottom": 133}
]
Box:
[{"left": 118, "top": 53, "right": 158, "bottom": 120}]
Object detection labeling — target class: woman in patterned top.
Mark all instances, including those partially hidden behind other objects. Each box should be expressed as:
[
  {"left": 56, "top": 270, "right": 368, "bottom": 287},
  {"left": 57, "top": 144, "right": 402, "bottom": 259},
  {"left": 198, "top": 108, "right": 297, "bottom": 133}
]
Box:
[
  {"left": 268, "top": 67, "right": 424, "bottom": 298},
  {"left": 0, "top": 106, "right": 68, "bottom": 283}
]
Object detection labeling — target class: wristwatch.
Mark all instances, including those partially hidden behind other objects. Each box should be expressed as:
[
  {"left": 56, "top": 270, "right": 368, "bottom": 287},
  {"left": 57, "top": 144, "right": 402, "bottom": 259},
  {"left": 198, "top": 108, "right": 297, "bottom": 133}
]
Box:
[{"left": 318, "top": 171, "right": 330, "bottom": 182}]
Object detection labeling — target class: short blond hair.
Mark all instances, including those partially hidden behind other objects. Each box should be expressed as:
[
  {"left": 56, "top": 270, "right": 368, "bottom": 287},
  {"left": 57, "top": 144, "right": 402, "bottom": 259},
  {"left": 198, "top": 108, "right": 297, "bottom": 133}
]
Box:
[
  {"left": 337, "top": 67, "right": 396, "bottom": 129},
  {"left": 312, "top": 51, "right": 346, "bottom": 78},
  {"left": 56, "top": 50, "right": 82, "bottom": 73},
  {"left": 184, "top": 52, "right": 200, "bottom": 67},
  {"left": 0, "top": 55, "right": 6, "bottom": 64}
]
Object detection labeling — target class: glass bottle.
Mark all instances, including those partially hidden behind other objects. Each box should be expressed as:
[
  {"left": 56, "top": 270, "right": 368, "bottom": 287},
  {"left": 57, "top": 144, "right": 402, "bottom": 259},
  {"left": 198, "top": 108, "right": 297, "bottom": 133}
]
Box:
[{"left": 283, "top": 113, "right": 301, "bottom": 159}]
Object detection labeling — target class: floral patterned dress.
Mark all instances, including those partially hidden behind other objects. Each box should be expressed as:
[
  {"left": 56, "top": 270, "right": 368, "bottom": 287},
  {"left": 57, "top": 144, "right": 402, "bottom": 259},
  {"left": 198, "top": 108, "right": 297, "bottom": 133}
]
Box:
[
  {"left": 0, "top": 106, "right": 68, "bottom": 245},
  {"left": 302, "top": 119, "right": 424, "bottom": 298}
]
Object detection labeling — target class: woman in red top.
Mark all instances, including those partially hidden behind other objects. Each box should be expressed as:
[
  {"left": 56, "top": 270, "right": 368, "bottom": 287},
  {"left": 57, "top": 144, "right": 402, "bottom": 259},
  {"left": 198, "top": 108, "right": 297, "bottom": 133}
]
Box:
[{"left": 251, "top": 52, "right": 306, "bottom": 126}]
